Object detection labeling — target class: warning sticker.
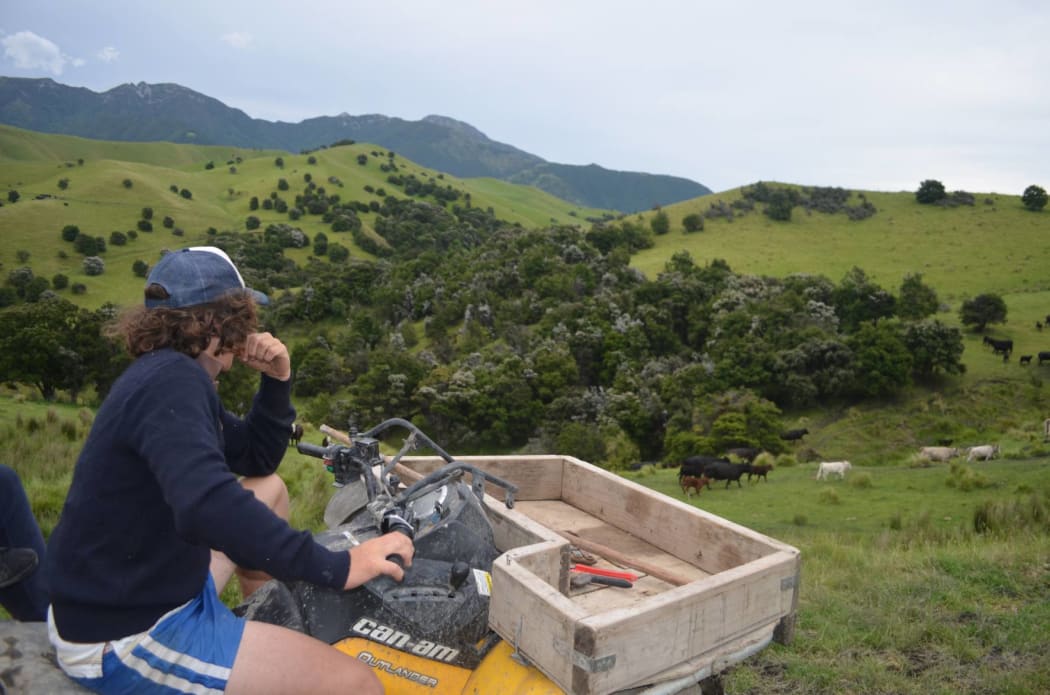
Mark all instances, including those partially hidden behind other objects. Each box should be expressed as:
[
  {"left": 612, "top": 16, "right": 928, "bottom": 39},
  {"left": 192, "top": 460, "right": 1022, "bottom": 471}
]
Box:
[{"left": 472, "top": 569, "right": 492, "bottom": 597}]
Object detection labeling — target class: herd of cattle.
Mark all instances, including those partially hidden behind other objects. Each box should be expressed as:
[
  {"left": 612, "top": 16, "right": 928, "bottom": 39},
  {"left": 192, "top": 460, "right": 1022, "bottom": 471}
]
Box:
[
  {"left": 984, "top": 328, "right": 1050, "bottom": 366},
  {"left": 676, "top": 432, "right": 1003, "bottom": 496}
]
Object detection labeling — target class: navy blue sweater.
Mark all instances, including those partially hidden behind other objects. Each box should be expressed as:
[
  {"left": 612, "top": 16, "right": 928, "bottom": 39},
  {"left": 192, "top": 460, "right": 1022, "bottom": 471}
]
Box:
[{"left": 46, "top": 349, "right": 350, "bottom": 643}]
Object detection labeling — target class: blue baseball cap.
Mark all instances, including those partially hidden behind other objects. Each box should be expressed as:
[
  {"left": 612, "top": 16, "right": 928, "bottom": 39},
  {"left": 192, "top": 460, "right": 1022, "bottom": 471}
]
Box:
[{"left": 144, "top": 246, "right": 269, "bottom": 309}]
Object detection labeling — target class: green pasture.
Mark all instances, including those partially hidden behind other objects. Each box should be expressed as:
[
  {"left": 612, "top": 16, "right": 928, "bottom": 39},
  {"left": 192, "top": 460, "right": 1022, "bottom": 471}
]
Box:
[
  {"left": 625, "top": 457, "right": 1050, "bottom": 539},
  {"left": 625, "top": 460, "right": 1050, "bottom": 693}
]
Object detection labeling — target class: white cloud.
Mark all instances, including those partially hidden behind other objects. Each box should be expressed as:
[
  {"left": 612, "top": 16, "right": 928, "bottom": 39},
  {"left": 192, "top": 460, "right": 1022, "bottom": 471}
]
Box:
[
  {"left": 1, "top": 30, "right": 66, "bottom": 75},
  {"left": 97, "top": 46, "right": 119, "bottom": 63},
  {"left": 221, "top": 32, "right": 252, "bottom": 49}
]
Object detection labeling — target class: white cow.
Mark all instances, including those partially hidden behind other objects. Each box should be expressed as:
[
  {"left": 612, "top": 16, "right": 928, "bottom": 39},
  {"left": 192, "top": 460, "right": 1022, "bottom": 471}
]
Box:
[
  {"left": 917, "top": 446, "right": 959, "bottom": 462},
  {"left": 967, "top": 444, "right": 1000, "bottom": 462},
  {"left": 816, "top": 460, "right": 851, "bottom": 480}
]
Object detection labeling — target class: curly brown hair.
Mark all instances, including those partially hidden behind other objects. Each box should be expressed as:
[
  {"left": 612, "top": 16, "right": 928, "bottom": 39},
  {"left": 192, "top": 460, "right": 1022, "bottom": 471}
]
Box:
[{"left": 107, "top": 286, "right": 259, "bottom": 358}]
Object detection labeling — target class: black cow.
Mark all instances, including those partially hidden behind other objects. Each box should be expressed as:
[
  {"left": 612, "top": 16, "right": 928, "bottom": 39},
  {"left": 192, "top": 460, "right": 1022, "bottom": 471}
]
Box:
[
  {"left": 1020, "top": 355, "right": 1033, "bottom": 365},
  {"left": 704, "top": 461, "right": 751, "bottom": 489},
  {"left": 679, "top": 455, "right": 729, "bottom": 479},
  {"left": 780, "top": 428, "right": 809, "bottom": 442},
  {"left": 290, "top": 423, "right": 304, "bottom": 446},
  {"left": 983, "top": 336, "right": 1013, "bottom": 356},
  {"left": 1039, "top": 351, "right": 1050, "bottom": 366},
  {"left": 725, "top": 446, "right": 761, "bottom": 463},
  {"left": 748, "top": 464, "right": 773, "bottom": 483}
]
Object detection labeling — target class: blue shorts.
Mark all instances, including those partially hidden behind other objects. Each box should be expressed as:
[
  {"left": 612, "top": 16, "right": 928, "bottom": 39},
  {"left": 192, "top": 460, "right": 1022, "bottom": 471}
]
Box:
[{"left": 49, "top": 575, "right": 247, "bottom": 695}]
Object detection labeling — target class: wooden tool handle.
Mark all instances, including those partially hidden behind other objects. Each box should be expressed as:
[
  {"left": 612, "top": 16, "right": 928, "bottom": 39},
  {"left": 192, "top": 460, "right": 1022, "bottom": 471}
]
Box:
[
  {"left": 319, "top": 424, "right": 352, "bottom": 445},
  {"left": 558, "top": 530, "right": 692, "bottom": 587}
]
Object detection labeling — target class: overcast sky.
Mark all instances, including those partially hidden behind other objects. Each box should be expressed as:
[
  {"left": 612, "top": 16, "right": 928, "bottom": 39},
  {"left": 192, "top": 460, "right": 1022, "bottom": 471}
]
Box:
[{"left": 2, "top": 1, "right": 1047, "bottom": 195}]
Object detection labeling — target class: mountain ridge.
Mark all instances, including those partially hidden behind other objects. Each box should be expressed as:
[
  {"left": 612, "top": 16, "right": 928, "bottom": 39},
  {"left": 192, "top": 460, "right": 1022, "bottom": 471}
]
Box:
[{"left": 0, "top": 76, "right": 711, "bottom": 212}]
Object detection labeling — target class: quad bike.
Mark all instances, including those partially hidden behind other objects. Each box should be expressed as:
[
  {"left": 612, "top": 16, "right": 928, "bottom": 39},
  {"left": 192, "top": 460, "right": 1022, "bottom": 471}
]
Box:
[{"left": 234, "top": 418, "right": 565, "bottom": 694}]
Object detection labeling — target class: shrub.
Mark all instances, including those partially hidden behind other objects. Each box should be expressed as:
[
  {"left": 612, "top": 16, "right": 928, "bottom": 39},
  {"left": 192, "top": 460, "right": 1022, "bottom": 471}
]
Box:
[
  {"left": 1022, "top": 184, "right": 1048, "bottom": 212},
  {"left": 61, "top": 224, "right": 80, "bottom": 242},
  {"left": 122, "top": 178, "right": 133, "bottom": 189},
  {"left": 109, "top": 231, "right": 128, "bottom": 246},
  {"left": 132, "top": 260, "right": 149, "bottom": 277},
  {"left": 52, "top": 273, "right": 69, "bottom": 290},
  {"left": 71, "top": 283, "right": 87, "bottom": 295},
  {"left": 327, "top": 243, "right": 349, "bottom": 262},
  {"left": 82, "top": 256, "right": 105, "bottom": 276},
  {"left": 915, "top": 179, "right": 946, "bottom": 204},
  {"left": 137, "top": 219, "right": 153, "bottom": 232},
  {"left": 180, "top": 188, "right": 192, "bottom": 199},
  {"left": 682, "top": 213, "right": 704, "bottom": 233},
  {"left": 245, "top": 215, "right": 261, "bottom": 230}
]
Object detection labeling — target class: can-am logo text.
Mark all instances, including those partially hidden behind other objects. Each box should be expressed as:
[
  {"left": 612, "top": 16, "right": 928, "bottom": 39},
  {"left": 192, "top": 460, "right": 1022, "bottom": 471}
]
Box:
[{"left": 352, "top": 618, "right": 461, "bottom": 662}]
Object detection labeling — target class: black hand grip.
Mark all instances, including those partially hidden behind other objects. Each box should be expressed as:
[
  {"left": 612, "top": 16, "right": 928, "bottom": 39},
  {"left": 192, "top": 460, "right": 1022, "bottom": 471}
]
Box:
[
  {"left": 297, "top": 442, "right": 329, "bottom": 458},
  {"left": 380, "top": 508, "right": 414, "bottom": 571}
]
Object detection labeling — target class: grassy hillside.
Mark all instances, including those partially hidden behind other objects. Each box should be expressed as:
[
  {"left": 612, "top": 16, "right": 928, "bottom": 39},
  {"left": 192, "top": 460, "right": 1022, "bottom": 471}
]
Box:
[
  {"left": 630, "top": 184, "right": 1050, "bottom": 383},
  {"left": 0, "top": 125, "right": 611, "bottom": 307}
]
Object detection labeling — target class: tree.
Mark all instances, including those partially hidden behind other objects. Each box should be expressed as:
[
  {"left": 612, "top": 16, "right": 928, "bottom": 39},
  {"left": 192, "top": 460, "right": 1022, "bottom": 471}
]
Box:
[
  {"left": 180, "top": 188, "right": 192, "bottom": 199},
  {"left": 52, "top": 273, "right": 69, "bottom": 290},
  {"left": 250, "top": 196, "right": 259, "bottom": 211},
  {"left": 915, "top": 179, "right": 946, "bottom": 204},
  {"left": 275, "top": 157, "right": 285, "bottom": 168},
  {"left": 833, "top": 266, "right": 896, "bottom": 331},
  {"left": 313, "top": 232, "right": 329, "bottom": 256},
  {"left": 847, "top": 321, "right": 912, "bottom": 397},
  {"left": 245, "top": 215, "right": 261, "bottom": 230},
  {"left": 682, "top": 213, "right": 704, "bottom": 233},
  {"left": 0, "top": 297, "right": 116, "bottom": 401},
  {"left": 58, "top": 178, "right": 70, "bottom": 190},
  {"left": 7, "top": 190, "right": 18, "bottom": 203},
  {"left": 959, "top": 293, "right": 1007, "bottom": 332},
  {"left": 73, "top": 234, "right": 100, "bottom": 256},
  {"left": 142, "top": 207, "right": 154, "bottom": 220},
  {"left": 328, "top": 243, "right": 349, "bottom": 262},
  {"left": 650, "top": 209, "right": 670, "bottom": 236},
  {"left": 109, "top": 231, "right": 128, "bottom": 246},
  {"left": 61, "top": 224, "right": 81, "bottom": 242},
  {"left": 898, "top": 273, "right": 939, "bottom": 320},
  {"left": 122, "top": 178, "right": 133, "bottom": 189},
  {"left": 764, "top": 189, "right": 794, "bottom": 221},
  {"left": 1022, "top": 184, "right": 1048, "bottom": 212},
  {"left": 903, "top": 319, "right": 965, "bottom": 378},
  {"left": 132, "top": 260, "right": 149, "bottom": 277},
  {"left": 83, "top": 256, "right": 105, "bottom": 276}
]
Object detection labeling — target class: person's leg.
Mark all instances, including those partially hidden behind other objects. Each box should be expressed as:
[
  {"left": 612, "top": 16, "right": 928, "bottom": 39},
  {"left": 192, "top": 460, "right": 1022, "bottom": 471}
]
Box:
[
  {"left": 0, "top": 464, "right": 48, "bottom": 620},
  {"left": 209, "top": 473, "right": 289, "bottom": 597},
  {"left": 226, "top": 620, "right": 383, "bottom": 695}
]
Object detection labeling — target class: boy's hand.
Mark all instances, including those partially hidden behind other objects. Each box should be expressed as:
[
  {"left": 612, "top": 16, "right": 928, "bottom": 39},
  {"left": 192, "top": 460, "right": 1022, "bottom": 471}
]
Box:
[
  {"left": 345, "top": 533, "right": 415, "bottom": 588},
  {"left": 239, "top": 332, "right": 291, "bottom": 381}
]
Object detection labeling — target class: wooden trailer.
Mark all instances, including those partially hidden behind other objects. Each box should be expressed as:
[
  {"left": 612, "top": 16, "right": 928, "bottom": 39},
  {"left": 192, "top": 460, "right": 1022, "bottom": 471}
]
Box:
[{"left": 394, "top": 454, "right": 801, "bottom": 695}]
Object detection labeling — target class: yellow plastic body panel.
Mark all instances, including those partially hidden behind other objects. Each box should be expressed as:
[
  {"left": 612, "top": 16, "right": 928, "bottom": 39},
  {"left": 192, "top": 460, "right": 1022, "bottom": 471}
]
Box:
[{"left": 333, "top": 637, "right": 564, "bottom": 694}]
